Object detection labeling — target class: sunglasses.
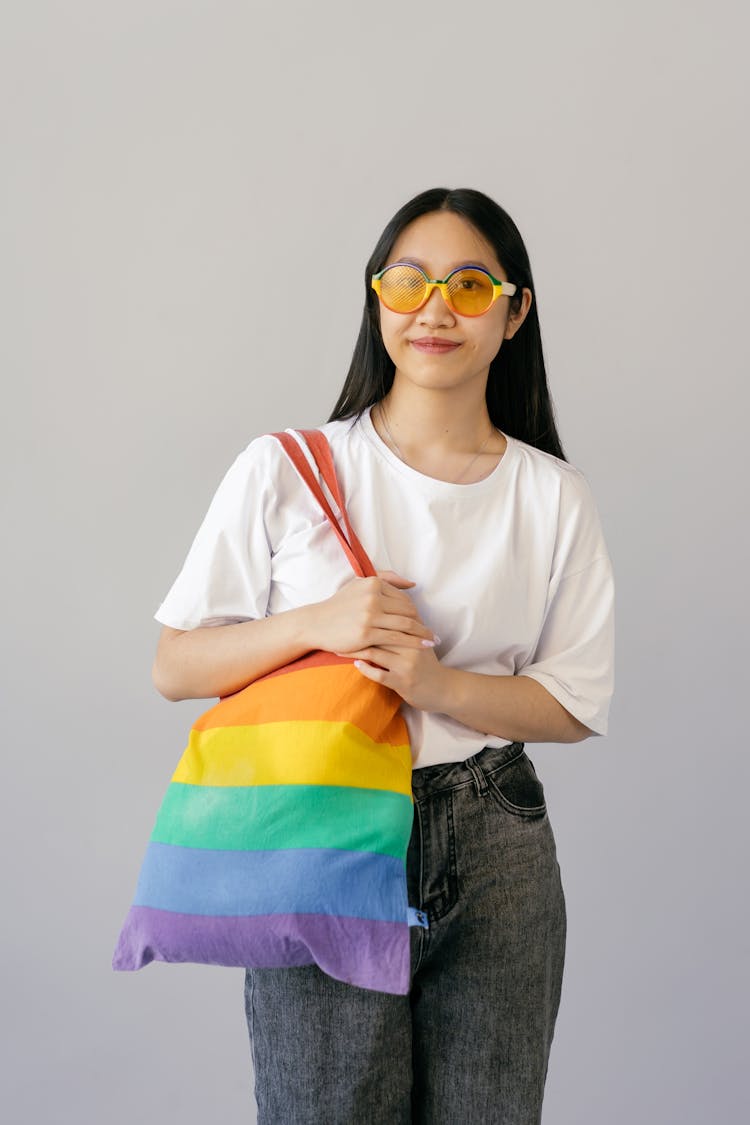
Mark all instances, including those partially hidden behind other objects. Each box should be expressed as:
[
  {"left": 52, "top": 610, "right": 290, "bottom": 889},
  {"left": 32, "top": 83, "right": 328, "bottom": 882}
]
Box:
[{"left": 371, "top": 262, "right": 518, "bottom": 317}]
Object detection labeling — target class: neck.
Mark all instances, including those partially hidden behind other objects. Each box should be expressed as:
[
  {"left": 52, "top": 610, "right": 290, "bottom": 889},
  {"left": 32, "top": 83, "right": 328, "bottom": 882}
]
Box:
[
  {"left": 370, "top": 379, "right": 507, "bottom": 485},
  {"left": 376, "top": 380, "right": 497, "bottom": 454}
]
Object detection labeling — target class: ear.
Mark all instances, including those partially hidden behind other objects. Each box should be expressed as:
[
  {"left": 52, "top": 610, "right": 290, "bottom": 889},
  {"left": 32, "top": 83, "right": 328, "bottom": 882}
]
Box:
[{"left": 504, "top": 288, "right": 533, "bottom": 340}]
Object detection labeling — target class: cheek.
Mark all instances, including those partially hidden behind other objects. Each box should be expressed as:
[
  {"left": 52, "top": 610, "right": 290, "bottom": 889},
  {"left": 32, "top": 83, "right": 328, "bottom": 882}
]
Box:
[
  {"left": 478, "top": 311, "right": 509, "bottom": 355},
  {"left": 380, "top": 312, "right": 409, "bottom": 353},
  {"left": 467, "top": 323, "right": 505, "bottom": 361}
]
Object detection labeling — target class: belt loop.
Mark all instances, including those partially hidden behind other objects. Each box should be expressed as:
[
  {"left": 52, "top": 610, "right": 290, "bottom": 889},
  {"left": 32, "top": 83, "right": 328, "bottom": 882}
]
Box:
[{"left": 465, "top": 752, "right": 489, "bottom": 798}]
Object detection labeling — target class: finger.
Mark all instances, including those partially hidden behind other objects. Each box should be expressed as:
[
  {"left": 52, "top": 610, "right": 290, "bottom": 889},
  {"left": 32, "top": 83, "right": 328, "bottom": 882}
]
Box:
[
  {"left": 356, "top": 644, "right": 426, "bottom": 660},
  {"left": 333, "top": 646, "right": 391, "bottom": 660},
  {"left": 379, "top": 586, "right": 423, "bottom": 620},
  {"left": 336, "top": 640, "right": 427, "bottom": 661},
  {"left": 378, "top": 628, "right": 437, "bottom": 648},
  {"left": 351, "top": 648, "right": 396, "bottom": 670},
  {"left": 354, "top": 643, "right": 428, "bottom": 665},
  {"left": 361, "top": 575, "right": 419, "bottom": 616},
  {"left": 351, "top": 623, "right": 437, "bottom": 648},
  {"left": 375, "top": 569, "right": 416, "bottom": 589},
  {"left": 353, "top": 659, "right": 389, "bottom": 684},
  {"left": 379, "top": 614, "right": 438, "bottom": 641},
  {"left": 375, "top": 567, "right": 416, "bottom": 594}
]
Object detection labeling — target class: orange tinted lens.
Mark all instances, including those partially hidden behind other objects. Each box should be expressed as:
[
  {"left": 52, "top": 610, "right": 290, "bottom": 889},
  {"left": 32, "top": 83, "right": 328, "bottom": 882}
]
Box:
[
  {"left": 446, "top": 269, "right": 495, "bottom": 315},
  {"left": 378, "top": 265, "right": 427, "bottom": 312}
]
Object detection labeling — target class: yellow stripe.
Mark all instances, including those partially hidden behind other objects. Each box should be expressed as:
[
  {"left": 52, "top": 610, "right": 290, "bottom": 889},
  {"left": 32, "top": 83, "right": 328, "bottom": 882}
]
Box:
[{"left": 172, "top": 720, "right": 413, "bottom": 794}]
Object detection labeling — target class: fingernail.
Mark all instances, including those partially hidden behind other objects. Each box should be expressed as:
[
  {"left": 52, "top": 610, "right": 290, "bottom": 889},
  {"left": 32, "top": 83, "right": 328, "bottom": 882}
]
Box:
[{"left": 421, "top": 638, "right": 439, "bottom": 648}]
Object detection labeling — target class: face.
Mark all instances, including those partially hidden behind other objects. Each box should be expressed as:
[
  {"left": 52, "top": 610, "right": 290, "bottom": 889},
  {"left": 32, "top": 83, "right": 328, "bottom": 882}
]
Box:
[{"left": 376, "top": 210, "right": 531, "bottom": 396}]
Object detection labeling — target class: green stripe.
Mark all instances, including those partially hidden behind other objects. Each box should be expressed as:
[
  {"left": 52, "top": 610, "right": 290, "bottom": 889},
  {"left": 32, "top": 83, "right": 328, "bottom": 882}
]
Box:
[{"left": 152, "top": 783, "right": 414, "bottom": 859}]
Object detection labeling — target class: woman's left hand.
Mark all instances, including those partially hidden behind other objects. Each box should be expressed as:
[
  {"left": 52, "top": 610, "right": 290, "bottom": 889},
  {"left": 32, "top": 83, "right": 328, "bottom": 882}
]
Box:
[{"left": 350, "top": 643, "right": 449, "bottom": 712}]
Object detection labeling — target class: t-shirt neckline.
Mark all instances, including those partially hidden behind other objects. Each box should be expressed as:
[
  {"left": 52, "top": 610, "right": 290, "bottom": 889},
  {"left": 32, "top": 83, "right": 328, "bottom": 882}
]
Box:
[{"left": 357, "top": 405, "right": 514, "bottom": 494}]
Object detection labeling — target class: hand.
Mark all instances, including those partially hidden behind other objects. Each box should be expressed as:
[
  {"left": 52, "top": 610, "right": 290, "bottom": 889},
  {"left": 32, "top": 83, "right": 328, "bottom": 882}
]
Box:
[
  {"left": 306, "top": 570, "right": 439, "bottom": 656},
  {"left": 351, "top": 642, "right": 450, "bottom": 713}
]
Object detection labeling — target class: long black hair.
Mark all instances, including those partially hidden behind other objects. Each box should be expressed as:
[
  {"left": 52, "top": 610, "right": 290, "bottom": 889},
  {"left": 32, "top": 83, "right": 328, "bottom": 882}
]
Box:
[{"left": 328, "top": 187, "right": 567, "bottom": 461}]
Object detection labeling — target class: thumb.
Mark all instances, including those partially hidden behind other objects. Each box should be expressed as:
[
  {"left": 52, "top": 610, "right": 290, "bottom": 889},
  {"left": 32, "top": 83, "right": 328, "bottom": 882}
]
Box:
[{"left": 375, "top": 569, "right": 416, "bottom": 589}]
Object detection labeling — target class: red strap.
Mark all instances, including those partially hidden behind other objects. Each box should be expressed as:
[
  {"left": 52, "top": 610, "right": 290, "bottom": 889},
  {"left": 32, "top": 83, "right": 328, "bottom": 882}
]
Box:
[
  {"left": 297, "top": 431, "right": 373, "bottom": 566},
  {"left": 272, "top": 431, "right": 376, "bottom": 579}
]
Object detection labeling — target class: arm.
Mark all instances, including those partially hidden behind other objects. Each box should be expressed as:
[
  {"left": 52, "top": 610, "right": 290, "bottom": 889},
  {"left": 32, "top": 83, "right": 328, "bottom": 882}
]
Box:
[
  {"left": 438, "top": 666, "right": 593, "bottom": 743},
  {"left": 351, "top": 649, "right": 593, "bottom": 744},
  {"left": 153, "top": 610, "right": 318, "bottom": 702},
  {"left": 153, "top": 571, "right": 439, "bottom": 701}
]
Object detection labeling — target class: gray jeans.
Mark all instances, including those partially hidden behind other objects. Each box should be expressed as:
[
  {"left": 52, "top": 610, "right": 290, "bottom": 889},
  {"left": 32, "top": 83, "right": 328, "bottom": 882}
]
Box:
[{"left": 244, "top": 741, "right": 567, "bottom": 1124}]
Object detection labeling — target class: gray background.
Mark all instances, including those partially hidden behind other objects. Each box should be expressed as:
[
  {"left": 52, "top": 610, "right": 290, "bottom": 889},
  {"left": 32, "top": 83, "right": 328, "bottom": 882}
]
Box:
[{"left": 3, "top": 2, "right": 747, "bottom": 1122}]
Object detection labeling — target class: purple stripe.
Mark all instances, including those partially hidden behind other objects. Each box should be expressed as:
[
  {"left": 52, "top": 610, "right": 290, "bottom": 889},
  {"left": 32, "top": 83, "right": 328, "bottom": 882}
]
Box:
[{"left": 113, "top": 906, "right": 410, "bottom": 995}]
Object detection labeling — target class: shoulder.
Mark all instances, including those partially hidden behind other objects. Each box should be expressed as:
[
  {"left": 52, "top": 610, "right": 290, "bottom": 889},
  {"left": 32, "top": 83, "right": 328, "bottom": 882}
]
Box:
[
  {"left": 216, "top": 432, "right": 287, "bottom": 490},
  {"left": 240, "top": 417, "right": 360, "bottom": 459},
  {"left": 315, "top": 415, "right": 363, "bottom": 449},
  {"left": 508, "top": 436, "right": 608, "bottom": 562},
  {"left": 508, "top": 432, "right": 582, "bottom": 477},
  {"left": 205, "top": 432, "right": 310, "bottom": 511},
  {"left": 224, "top": 418, "right": 363, "bottom": 498},
  {"left": 508, "top": 433, "right": 595, "bottom": 505}
]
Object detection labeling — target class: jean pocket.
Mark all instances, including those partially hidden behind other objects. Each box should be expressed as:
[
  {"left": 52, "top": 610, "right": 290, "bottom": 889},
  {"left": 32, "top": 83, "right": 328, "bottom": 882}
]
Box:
[{"left": 485, "top": 750, "right": 547, "bottom": 818}]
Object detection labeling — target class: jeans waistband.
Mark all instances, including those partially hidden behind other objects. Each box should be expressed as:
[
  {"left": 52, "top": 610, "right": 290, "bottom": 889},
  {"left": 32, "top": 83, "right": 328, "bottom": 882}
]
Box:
[{"left": 411, "top": 741, "right": 526, "bottom": 798}]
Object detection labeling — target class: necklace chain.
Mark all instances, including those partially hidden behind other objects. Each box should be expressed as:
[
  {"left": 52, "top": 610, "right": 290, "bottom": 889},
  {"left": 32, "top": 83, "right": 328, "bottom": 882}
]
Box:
[{"left": 376, "top": 402, "right": 497, "bottom": 484}]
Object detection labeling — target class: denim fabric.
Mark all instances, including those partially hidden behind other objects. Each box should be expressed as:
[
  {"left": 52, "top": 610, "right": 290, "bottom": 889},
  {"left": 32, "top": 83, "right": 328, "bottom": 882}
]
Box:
[{"left": 244, "top": 741, "right": 566, "bottom": 1124}]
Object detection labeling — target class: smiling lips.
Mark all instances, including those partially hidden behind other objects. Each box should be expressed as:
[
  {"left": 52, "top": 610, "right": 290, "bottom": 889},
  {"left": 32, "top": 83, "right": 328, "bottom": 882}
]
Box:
[{"left": 410, "top": 337, "right": 461, "bottom": 354}]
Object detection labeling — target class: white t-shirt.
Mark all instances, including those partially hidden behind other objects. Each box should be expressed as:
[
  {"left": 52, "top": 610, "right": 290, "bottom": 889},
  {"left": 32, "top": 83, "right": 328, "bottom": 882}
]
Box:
[{"left": 155, "top": 407, "right": 615, "bottom": 768}]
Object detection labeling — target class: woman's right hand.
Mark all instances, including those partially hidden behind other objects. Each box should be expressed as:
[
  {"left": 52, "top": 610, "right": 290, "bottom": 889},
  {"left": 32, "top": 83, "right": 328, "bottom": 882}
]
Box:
[{"left": 305, "top": 570, "right": 438, "bottom": 656}]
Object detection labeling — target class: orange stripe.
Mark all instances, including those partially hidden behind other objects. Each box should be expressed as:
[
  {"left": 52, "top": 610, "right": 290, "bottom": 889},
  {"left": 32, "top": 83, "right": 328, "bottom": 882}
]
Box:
[{"left": 193, "top": 661, "right": 409, "bottom": 746}]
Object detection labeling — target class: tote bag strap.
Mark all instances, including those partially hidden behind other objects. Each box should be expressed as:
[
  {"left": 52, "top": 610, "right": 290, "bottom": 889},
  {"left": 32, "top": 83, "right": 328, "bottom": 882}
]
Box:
[
  {"left": 272, "top": 430, "right": 376, "bottom": 579},
  {"left": 297, "top": 430, "right": 372, "bottom": 567}
]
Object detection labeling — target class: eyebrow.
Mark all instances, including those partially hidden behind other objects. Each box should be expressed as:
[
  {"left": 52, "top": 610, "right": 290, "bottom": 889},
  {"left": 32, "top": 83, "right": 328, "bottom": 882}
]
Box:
[{"left": 395, "top": 256, "right": 494, "bottom": 274}]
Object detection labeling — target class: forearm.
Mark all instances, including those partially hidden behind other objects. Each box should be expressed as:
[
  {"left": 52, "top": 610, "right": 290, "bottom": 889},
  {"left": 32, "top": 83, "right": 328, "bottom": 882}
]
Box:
[
  {"left": 439, "top": 668, "right": 592, "bottom": 744},
  {"left": 152, "top": 605, "right": 320, "bottom": 701},
  {"left": 153, "top": 570, "right": 436, "bottom": 702}
]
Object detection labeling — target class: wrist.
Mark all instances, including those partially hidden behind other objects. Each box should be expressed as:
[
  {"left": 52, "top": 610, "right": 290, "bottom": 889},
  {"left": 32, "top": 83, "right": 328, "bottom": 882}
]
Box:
[
  {"left": 291, "top": 601, "right": 323, "bottom": 653},
  {"left": 436, "top": 665, "right": 464, "bottom": 715},
  {"left": 410, "top": 661, "right": 460, "bottom": 715}
]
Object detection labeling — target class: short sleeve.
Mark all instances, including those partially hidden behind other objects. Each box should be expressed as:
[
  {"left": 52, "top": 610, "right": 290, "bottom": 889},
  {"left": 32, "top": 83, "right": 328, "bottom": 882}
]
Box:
[
  {"left": 517, "top": 470, "right": 615, "bottom": 735},
  {"left": 154, "top": 443, "right": 273, "bottom": 631}
]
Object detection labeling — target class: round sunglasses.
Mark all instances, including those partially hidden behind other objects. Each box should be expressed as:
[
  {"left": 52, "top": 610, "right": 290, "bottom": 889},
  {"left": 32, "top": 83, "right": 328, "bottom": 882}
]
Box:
[{"left": 371, "top": 263, "right": 517, "bottom": 317}]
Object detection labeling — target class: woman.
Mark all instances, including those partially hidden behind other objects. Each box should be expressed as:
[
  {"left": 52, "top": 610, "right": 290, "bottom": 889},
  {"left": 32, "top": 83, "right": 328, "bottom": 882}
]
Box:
[{"left": 152, "top": 187, "right": 615, "bottom": 1124}]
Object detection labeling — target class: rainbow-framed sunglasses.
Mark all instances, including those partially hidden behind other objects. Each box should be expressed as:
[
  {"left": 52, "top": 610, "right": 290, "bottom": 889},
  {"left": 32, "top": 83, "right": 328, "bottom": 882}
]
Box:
[{"left": 371, "top": 262, "right": 517, "bottom": 317}]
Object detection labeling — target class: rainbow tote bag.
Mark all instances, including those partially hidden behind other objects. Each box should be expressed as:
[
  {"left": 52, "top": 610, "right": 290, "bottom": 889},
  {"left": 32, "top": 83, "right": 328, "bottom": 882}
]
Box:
[{"left": 112, "top": 430, "right": 424, "bottom": 994}]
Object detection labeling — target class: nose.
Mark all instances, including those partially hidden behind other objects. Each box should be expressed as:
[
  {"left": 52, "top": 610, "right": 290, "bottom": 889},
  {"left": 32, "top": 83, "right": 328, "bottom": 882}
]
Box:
[{"left": 416, "top": 283, "right": 455, "bottom": 326}]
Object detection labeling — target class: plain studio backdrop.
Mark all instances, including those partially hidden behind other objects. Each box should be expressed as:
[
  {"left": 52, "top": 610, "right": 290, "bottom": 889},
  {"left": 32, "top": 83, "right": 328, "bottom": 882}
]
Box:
[{"left": 2, "top": 2, "right": 747, "bottom": 1122}]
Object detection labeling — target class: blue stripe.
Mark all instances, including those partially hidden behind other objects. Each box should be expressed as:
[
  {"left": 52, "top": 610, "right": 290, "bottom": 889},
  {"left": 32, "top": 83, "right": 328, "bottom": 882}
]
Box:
[{"left": 133, "top": 842, "right": 408, "bottom": 922}]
